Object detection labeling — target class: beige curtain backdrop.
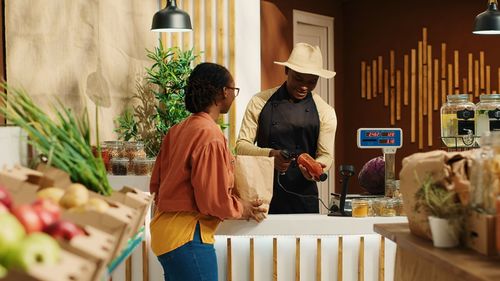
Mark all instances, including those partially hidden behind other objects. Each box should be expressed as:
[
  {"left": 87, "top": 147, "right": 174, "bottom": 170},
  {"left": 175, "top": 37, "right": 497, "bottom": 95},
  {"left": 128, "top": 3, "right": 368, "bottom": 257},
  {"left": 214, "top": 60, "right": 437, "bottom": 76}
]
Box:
[{"left": 5, "top": 0, "right": 157, "bottom": 142}]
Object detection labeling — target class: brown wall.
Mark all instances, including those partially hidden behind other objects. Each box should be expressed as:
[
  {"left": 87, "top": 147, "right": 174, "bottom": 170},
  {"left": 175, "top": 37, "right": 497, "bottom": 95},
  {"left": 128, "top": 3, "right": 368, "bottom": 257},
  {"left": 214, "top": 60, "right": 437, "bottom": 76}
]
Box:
[{"left": 262, "top": 0, "right": 500, "bottom": 193}]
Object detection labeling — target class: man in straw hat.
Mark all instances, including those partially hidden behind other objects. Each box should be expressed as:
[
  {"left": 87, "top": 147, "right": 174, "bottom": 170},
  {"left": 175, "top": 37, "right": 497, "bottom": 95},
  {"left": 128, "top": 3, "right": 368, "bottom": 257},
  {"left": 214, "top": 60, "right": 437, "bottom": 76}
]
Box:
[{"left": 236, "top": 43, "right": 337, "bottom": 214}]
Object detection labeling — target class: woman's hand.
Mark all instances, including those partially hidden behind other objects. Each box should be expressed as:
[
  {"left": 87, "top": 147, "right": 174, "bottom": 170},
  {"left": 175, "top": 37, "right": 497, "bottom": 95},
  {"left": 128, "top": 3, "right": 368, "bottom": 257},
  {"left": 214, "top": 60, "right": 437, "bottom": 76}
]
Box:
[
  {"left": 269, "top": 149, "right": 292, "bottom": 173},
  {"left": 298, "top": 162, "right": 326, "bottom": 181},
  {"left": 242, "top": 199, "right": 268, "bottom": 222}
]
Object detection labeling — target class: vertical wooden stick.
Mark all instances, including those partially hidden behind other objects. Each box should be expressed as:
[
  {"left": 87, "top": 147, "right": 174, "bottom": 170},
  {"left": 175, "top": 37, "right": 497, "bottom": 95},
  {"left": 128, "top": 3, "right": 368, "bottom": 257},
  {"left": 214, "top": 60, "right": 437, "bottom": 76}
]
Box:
[
  {"left": 250, "top": 238, "right": 255, "bottom": 281},
  {"left": 468, "top": 53, "right": 473, "bottom": 93},
  {"left": 428, "top": 75, "right": 433, "bottom": 147},
  {"left": 391, "top": 87, "right": 395, "bottom": 125},
  {"left": 378, "top": 56, "right": 383, "bottom": 94},
  {"left": 404, "top": 54, "right": 409, "bottom": 106},
  {"left": 486, "top": 65, "right": 491, "bottom": 94},
  {"left": 427, "top": 45, "right": 433, "bottom": 111},
  {"left": 384, "top": 69, "right": 389, "bottom": 106},
  {"left": 316, "top": 239, "right": 322, "bottom": 281},
  {"left": 182, "top": 0, "right": 191, "bottom": 50},
  {"left": 126, "top": 257, "right": 132, "bottom": 281},
  {"left": 228, "top": 0, "right": 237, "bottom": 147},
  {"left": 434, "top": 59, "right": 439, "bottom": 110},
  {"left": 498, "top": 67, "right": 500, "bottom": 93},
  {"left": 361, "top": 61, "right": 366, "bottom": 98},
  {"left": 463, "top": 78, "right": 467, "bottom": 94},
  {"left": 216, "top": 0, "right": 224, "bottom": 65},
  {"left": 423, "top": 63, "right": 428, "bottom": 115},
  {"left": 454, "top": 50, "right": 459, "bottom": 94},
  {"left": 367, "top": 66, "right": 372, "bottom": 100},
  {"left": 227, "top": 238, "right": 232, "bottom": 281},
  {"left": 411, "top": 49, "right": 416, "bottom": 143},
  {"left": 418, "top": 42, "right": 423, "bottom": 149},
  {"left": 373, "top": 60, "right": 377, "bottom": 98},
  {"left": 422, "top": 28, "right": 427, "bottom": 64},
  {"left": 480, "top": 51, "right": 485, "bottom": 90},
  {"left": 378, "top": 236, "right": 385, "bottom": 281},
  {"left": 358, "top": 236, "right": 365, "bottom": 281},
  {"left": 338, "top": 237, "right": 343, "bottom": 281},
  {"left": 390, "top": 50, "right": 395, "bottom": 88},
  {"left": 193, "top": 0, "right": 202, "bottom": 64},
  {"left": 441, "top": 43, "right": 447, "bottom": 103},
  {"left": 273, "top": 238, "right": 278, "bottom": 281},
  {"left": 142, "top": 241, "right": 149, "bottom": 281},
  {"left": 396, "top": 70, "right": 401, "bottom": 121},
  {"left": 296, "top": 238, "right": 300, "bottom": 281},
  {"left": 205, "top": 0, "right": 213, "bottom": 61},
  {"left": 475, "top": 60, "right": 480, "bottom": 97},
  {"left": 448, "top": 64, "right": 453, "bottom": 95}
]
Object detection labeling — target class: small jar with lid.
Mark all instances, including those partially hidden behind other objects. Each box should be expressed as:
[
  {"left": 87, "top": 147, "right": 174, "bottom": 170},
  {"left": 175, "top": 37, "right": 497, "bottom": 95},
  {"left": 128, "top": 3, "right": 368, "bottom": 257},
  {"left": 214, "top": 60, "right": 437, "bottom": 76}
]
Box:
[
  {"left": 111, "top": 157, "right": 129, "bottom": 175},
  {"left": 125, "top": 141, "right": 147, "bottom": 161},
  {"left": 440, "top": 94, "right": 476, "bottom": 148},
  {"left": 104, "top": 141, "right": 124, "bottom": 174},
  {"left": 475, "top": 94, "right": 500, "bottom": 137},
  {"left": 132, "top": 158, "right": 156, "bottom": 175},
  {"left": 381, "top": 199, "right": 397, "bottom": 217},
  {"left": 352, "top": 199, "right": 369, "bottom": 218}
]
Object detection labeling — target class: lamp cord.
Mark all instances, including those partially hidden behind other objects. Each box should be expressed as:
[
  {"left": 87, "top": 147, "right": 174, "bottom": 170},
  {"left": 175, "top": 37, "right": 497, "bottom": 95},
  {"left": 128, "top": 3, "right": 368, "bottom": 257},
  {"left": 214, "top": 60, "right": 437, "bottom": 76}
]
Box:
[{"left": 276, "top": 171, "right": 330, "bottom": 211}]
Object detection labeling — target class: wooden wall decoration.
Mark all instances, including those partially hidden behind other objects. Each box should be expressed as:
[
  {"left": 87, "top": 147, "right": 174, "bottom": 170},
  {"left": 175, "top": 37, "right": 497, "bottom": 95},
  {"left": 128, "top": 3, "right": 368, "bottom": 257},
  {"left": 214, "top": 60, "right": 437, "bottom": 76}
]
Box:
[
  {"left": 161, "top": 0, "right": 237, "bottom": 146},
  {"left": 359, "top": 27, "right": 500, "bottom": 150}
]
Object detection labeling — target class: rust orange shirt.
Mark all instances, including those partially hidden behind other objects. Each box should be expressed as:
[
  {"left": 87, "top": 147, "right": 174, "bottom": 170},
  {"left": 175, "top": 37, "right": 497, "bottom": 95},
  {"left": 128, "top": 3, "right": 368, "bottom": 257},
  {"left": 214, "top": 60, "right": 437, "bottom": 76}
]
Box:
[{"left": 150, "top": 112, "right": 243, "bottom": 255}]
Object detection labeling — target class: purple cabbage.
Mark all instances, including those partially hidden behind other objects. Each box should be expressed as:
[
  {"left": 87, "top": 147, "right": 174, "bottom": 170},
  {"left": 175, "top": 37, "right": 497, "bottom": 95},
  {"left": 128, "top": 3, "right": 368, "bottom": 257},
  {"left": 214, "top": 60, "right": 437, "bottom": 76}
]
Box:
[{"left": 358, "top": 156, "right": 385, "bottom": 194}]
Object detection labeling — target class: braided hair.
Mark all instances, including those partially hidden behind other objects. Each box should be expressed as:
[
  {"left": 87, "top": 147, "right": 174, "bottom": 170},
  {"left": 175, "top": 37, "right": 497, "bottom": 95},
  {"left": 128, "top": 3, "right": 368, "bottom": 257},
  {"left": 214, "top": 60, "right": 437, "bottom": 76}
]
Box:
[{"left": 185, "top": 62, "right": 231, "bottom": 113}]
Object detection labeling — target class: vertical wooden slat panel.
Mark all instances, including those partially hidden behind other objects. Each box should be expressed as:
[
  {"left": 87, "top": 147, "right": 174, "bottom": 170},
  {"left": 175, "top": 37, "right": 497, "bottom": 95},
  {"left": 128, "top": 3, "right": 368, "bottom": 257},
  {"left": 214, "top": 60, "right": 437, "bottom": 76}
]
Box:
[
  {"left": 411, "top": 49, "right": 416, "bottom": 143},
  {"left": 486, "top": 65, "right": 491, "bottom": 94},
  {"left": 454, "top": 50, "right": 459, "bottom": 93},
  {"left": 404, "top": 54, "right": 409, "bottom": 106},
  {"left": 205, "top": 0, "right": 213, "bottom": 61},
  {"left": 316, "top": 239, "right": 322, "bottom": 281},
  {"left": 384, "top": 69, "right": 389, "bottom": 106},
  {"left": 480, "top": 51, "right": 485, "bottom": 90},
  {"left": 295, "top": 238, "right": 300, "bottom": 281},
  {"left": 250, "top": 238, "right": 254, "bottom": 281},
  {"left": 367, "top": 66, "right": 372, "bottom": 100},
  {"left": 418, "top": 42, "right": 423, "bottom": 149},
  {"left": 378, "top": 236, "right": 385, "bottom": 281},
  {"left": 396, "top": 70, "right": 401, "bottom": 121},
  {"left": 448, "top": 64, "right": 453, "bottom": 95},
  {"left": 216, "top": 0, "right": 224, "bottom": 65},
  {"left": 423, "top": 63, "right": 428, "bottom": 115},
  {"left": 378, "top": 56, "right": 383, "bottom": 94},
  {"left": 358, "top": 236, "right": 365, "bottom": 281},
  {"left": 427, "top": 46, "right": 433, "bottom": 111},
  {"left": 193, "top": 0, "right": 201, "bottom": 63},
  {"left": 372, "top": 60, "right": 377, "bottom": 98},
  {"left": 422, "top": 28, "right": 427, "bottom": 64},
  {"left": 390, "top": 50, "right": 395, "bottom": 125},
  {"left": 227, "top": 238, "right": 232, "bottom": 281},
  {"left": 468, "top": 53, "right": 473, "bottom": 93},
  {"left": 142, "top": 241, "right": 149, "bottom": 281},
  {"left": 125, "top": 257, "right": 132, "bottom": 281},
  {"left": 228, "top": 0, "right": 236, "bottom": 147},
  {"left": 338, "top": 237, "right": 343, "bottom": 281},
  {"left": 273, "top": 238, "right": 278, "bottom": 281},
  {"left": 475, "top": 60, "right": 480, "bottom": 97},
  {"left": 434, "top": 59, "right": 439, "bottom": 110},
  {"left": 182, "top": 0, "right": 191, "bottom": 50},
  {"left": 463, "top": 78, "right": 467, "bottom": 94},
  {"left": 390, "top": 88, "right": 395, "bottom": 125},
  {"left": 498, "top": 67, "right": 500, "bottom": 93},
  {"left": 361, "top": 62, "right": 366, "bottom": 98},
  {"left": 160, "top": 0, "right": 170, "bottom": 47},
  {"left": 441, "top": 43, "right": 446, "bottom": 78}
]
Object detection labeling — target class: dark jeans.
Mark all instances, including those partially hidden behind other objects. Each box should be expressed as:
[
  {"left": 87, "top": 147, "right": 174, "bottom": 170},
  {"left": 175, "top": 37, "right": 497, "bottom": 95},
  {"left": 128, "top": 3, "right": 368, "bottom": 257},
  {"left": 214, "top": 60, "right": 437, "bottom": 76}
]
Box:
[{"left": 157, "top": 223, "right": 218, "bottom": 281}]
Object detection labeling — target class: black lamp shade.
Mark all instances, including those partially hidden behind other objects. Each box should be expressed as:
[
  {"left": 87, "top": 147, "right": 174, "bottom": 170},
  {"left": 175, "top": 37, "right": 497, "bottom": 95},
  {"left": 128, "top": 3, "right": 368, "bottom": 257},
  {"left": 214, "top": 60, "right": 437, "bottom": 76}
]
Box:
[
  {"left": 473, "top": 1, "right": 500, "bottom": 34},
  {"left": 151, "top": 1, "right": 192, "bottom": 32}
]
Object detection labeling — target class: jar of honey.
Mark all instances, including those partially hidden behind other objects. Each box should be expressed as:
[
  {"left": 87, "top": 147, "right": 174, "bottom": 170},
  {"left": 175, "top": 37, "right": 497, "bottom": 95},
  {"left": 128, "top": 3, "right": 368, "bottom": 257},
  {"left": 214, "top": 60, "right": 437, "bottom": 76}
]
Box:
[{"left": 352, "top": 199, "right": 369, "bottom": 218}]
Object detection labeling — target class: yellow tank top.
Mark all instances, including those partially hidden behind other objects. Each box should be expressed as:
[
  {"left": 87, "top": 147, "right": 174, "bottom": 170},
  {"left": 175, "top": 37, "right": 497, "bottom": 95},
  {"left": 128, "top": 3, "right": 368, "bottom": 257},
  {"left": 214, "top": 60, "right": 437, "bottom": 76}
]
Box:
[{"left": 150, "top": 210, "right": 221, "bottom": 256}]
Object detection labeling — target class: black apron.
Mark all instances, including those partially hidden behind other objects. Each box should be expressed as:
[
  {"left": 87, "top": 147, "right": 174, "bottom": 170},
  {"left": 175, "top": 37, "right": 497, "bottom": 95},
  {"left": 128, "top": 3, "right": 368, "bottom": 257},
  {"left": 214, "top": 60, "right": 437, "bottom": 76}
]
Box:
[{"left": 257, "top": 84, "right": 320, "bottom": 214}]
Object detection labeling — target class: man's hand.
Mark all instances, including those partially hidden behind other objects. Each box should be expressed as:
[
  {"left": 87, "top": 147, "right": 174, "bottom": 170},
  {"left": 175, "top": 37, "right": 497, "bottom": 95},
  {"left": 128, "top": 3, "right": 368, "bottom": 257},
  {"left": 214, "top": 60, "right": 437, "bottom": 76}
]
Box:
[
  {"left": 298, "top": 162, "right": 327, "bottom": 181},
  {"left": 242, "top": 199, "right": 268, "bottom": 222},
  {"left": 269, "top": 149, "right": 292, "bottom": 173}
]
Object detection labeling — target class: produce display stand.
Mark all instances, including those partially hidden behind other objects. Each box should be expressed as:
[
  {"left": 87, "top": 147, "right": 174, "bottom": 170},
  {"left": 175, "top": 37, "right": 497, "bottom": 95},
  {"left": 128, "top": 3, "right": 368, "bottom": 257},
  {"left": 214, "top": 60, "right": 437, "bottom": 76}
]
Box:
[
  {"left": 374, "top": 223, "right": 500, "bottom": 281},
  {"left": 106, "top": 227, "right": 145, "bottom": 278}
]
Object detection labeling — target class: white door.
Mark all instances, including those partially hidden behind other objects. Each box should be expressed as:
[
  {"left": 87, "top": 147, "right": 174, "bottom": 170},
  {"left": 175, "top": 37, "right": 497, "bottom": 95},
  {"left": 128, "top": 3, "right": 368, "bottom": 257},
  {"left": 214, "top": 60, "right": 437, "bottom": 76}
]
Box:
[{"left": 293, "top": 10, "right": 335, "bottom": 214}]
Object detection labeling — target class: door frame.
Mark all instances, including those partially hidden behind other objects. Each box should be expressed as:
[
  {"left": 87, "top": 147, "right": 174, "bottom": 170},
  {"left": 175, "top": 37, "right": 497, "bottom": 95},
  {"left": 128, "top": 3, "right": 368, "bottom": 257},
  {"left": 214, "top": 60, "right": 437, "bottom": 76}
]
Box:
[{"left": 293, "top": 10, "right": 335, "bottom": 214}]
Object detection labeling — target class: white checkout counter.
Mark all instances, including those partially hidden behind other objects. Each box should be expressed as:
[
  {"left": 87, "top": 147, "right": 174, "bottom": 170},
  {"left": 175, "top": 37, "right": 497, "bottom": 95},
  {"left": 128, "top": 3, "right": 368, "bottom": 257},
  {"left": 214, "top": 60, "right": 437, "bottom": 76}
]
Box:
[{"left": 107, "top": 175, "right": 407, "bottom": 281}]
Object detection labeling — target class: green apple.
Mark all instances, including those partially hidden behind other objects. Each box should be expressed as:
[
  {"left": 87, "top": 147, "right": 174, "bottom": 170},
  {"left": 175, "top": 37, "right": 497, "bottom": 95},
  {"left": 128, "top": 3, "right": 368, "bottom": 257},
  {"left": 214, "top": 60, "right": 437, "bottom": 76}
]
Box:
[
  {"left": 0, "top": 213, "right": 26, "bottom": 260},
  {"left": 5, "top": 233, "right": 60, "bottom": 271}
]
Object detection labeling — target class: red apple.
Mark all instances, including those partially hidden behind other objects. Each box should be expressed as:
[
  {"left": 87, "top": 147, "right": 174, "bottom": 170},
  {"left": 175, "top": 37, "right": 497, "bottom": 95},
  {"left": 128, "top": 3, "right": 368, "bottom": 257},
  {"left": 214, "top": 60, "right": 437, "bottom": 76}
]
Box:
[
  {"left": 45, "top": 220, "right": 85, "bottom": 241},
  {"left": 31, "top": 199, "right": 61, "bottom": 229},
  {"left": 11, "top": 205, "right": 43, "bottom": 234},
  {"left": 0, "top": 185, "right": 13, "bottom": 210}
]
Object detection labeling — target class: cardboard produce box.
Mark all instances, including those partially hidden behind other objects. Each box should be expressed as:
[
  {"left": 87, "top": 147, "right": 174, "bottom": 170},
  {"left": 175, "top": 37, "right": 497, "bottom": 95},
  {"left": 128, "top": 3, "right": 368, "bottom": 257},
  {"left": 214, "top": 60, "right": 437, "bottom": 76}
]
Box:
[
  {"left": 109, "top": 186, "right": 153, "bottom": 235},
  {"left": 0, "top": 166, "right": 41, "bottom": 204},
  {"left": 3, "top": 249, "right": 96, "bottom": 281},
  {"left": 465, "top": 210, "right": 497, "bottom": 256}
]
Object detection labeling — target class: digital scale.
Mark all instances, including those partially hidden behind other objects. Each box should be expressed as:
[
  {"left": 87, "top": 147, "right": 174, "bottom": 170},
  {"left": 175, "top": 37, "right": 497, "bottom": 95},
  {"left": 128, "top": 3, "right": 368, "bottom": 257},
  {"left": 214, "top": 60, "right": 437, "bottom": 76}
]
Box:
[{"left": 329, "top": 128, "right": 403, "bottom": 216}]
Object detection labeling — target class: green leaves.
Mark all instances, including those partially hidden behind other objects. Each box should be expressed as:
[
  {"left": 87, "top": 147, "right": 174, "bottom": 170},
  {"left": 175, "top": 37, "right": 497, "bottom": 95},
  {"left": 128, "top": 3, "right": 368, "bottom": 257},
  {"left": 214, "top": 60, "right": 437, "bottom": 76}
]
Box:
[
  {"left": 0, "top": 85, "right": 113, "bottom": 196},
  {"left": 414, "top": 175, "right": 464, "bottom": 219}
]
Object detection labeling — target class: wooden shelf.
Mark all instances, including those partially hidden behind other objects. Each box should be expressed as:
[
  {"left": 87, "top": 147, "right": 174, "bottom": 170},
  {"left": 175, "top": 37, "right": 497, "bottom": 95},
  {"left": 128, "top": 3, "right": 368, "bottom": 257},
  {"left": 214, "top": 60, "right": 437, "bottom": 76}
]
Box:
[{"left": 374, "top": 223, "right": 500, "bottom": 281}]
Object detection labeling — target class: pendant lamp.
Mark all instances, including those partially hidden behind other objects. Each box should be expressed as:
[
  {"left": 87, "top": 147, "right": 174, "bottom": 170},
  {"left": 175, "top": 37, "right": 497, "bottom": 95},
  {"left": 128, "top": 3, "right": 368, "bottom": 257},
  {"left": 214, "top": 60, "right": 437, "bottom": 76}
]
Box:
[
  {"left": 151, "top": 0, "right": 192, "bottom": 32},
  {"left": 473, "top": 0, "right": 500, "bottom": 35}
]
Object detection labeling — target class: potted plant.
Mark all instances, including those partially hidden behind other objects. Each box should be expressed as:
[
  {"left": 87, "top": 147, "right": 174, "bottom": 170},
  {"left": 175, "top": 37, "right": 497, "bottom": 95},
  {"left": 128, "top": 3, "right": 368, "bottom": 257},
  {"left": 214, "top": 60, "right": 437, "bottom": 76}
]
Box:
[
  {"left": 115, "top": 41, "right": 197, "bottom": 158},
  {"left": 414, "top": 176, "right": 465, "bottom": 248}
]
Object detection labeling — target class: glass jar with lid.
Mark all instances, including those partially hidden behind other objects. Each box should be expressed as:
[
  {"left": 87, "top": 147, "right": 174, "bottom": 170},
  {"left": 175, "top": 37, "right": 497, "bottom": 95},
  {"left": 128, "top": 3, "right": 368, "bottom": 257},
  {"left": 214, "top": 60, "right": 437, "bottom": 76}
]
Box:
[
  {"left": 104, "top": 141, "right": 124, "bottom": 174},
  {"left": 125, "top": 141, "right": 147, "bottom": 161},
  {"left": 440, "top": 94, "right": 476, "bottom": 148},
  {"left": 351, "top": 199, "right": 369, "bottom": 217},
  {"left": 475, "top": 94, "right": 500, "bottom": 137}
]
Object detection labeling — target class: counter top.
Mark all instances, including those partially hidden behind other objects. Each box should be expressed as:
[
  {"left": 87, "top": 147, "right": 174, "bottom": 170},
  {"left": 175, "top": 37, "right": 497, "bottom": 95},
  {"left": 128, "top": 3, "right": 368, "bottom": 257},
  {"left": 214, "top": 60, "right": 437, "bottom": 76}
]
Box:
[{"left": 217, "top": 214, "right": 407, "bottom": 236}]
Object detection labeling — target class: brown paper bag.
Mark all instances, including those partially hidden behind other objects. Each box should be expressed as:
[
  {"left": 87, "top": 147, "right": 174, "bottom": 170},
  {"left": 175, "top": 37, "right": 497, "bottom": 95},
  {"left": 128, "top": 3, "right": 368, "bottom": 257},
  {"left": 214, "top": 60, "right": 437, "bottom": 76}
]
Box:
[
  {"left": 399, "top": 150, "right": 473, "bottom": 240},
  {"left": 234, "top": 155, "right": 274, "bottom": 214}
]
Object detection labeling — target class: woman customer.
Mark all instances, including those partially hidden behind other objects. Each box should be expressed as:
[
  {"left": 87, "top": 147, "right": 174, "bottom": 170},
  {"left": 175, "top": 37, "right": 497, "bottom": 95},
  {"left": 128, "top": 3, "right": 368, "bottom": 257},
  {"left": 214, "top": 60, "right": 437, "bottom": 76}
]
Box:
[{"left": 150, "top": 62, "right": 267, "bottom": 281}]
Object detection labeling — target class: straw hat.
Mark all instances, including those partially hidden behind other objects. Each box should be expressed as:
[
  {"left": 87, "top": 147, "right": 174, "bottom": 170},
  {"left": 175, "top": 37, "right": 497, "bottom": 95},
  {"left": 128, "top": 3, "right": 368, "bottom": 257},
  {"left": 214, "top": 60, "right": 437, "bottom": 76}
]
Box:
[{"left": 274, "top": 43, "right": 336, "bottom": 79}]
